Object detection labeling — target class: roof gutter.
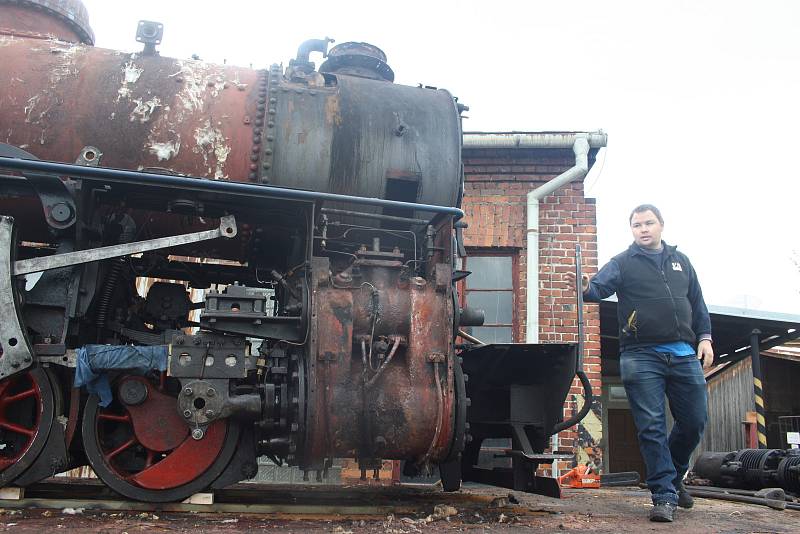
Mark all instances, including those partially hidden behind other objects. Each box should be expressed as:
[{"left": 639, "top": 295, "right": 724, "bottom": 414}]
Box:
[{"left": 463, "top": 131, "right": 607, "bottom": 150}]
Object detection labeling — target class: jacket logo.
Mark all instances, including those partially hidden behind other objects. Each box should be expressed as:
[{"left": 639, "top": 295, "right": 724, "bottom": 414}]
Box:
[{"left": 671, "top": 262, "right": 682, "bottom": 271}]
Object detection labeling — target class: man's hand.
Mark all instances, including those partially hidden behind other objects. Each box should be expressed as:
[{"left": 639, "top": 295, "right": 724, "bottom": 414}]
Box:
[
  {"left": 565, "top": 271, "right": 590, "bottom": 293},
  {"left": 697, "top": 339, "right": 714, "bottom": 369}
]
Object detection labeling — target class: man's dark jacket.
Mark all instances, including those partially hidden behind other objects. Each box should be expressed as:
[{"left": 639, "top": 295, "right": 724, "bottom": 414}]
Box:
[{"left": 584, "top": 242, "right": 711, "bottom": 350}]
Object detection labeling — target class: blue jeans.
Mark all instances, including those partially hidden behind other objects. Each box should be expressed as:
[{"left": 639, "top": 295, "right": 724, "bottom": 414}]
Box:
[{"left": 620, "top": 347, "right": 708, "bottom": 505}]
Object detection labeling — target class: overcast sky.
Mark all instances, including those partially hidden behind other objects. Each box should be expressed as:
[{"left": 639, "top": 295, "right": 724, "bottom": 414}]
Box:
[{"left": 81, "top": 0, "right": 800, "bottom": 315}]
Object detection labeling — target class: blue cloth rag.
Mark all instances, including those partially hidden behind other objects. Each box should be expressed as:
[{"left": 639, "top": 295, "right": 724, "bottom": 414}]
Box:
[{"left": 74, "top": 345, "right": 168, "bottom": 407}]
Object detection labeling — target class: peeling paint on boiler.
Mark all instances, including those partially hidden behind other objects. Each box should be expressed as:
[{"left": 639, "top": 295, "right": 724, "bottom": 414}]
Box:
[
  {"left": 169, "top": 60, "right": 231, "bottom": 120},
  {"left": 130, "top": 97, "right": 161, "bottom": 123},
  {"left": 148, "top": 137, "right": 181, "bottom": 161},
  {"left": 24, "top": 95, "right": 40, "bottom": 122},
  {"left": 117, "top": 61, "right": 144, "bottom": 100},
  {"left": 193, "top": 120, "right": 230, "bottom": 179},
  {"left": 47, "top": 43, "right": 83, "bottom": 86}
]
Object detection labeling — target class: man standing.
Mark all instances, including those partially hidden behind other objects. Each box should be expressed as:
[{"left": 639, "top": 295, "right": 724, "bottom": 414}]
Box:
[{"left": 566, "top": 204, "right": 713, "bottom": 523}]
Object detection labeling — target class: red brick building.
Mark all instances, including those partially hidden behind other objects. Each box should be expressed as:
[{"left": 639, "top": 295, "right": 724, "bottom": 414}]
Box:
[{"left": 460, "top": 131, "right": 607, "bottom": 473}]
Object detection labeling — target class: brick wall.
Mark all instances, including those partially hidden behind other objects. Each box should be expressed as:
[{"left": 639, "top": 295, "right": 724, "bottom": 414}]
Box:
[{"left": 461, "top": 147, "right": 603, "bottom": 474}]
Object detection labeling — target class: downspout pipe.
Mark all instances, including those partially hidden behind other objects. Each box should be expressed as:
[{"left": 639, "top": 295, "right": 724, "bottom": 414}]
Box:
[
  {"left": 525, "top": 136, "right": 591, "bottom": 343},
  {"left": 521, "top": 137, "right": 594, "bottom": 456}
]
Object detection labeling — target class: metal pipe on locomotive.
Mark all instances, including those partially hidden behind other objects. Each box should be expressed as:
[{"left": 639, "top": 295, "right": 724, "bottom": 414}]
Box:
[{"left": 0, "top": 0, "right": 585, "bottom": 502}]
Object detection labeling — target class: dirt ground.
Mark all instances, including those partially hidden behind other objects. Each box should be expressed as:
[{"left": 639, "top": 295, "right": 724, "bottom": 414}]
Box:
[{"left": 0, "top": 485, "right": 797, "bottom": 533}]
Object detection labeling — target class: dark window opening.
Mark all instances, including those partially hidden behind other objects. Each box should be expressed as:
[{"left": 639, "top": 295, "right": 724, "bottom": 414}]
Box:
[{"left": 383, "top": 177, "right": 420, "bottom": 228}]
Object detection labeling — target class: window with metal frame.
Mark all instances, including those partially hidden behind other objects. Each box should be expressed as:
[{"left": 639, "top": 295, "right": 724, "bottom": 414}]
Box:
[{"left": 462, "top": 253, "right": 516, "bottom": 343}]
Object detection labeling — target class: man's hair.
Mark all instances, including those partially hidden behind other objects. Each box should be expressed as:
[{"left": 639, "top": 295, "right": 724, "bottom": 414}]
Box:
[{"left": 629, "top": 204, "right": 664, "bottom": 224}]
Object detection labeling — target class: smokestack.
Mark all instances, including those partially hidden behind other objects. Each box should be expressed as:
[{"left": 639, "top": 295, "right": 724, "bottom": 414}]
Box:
[{"left": 319, "top": 42, "right": 395, "bottom": 82}]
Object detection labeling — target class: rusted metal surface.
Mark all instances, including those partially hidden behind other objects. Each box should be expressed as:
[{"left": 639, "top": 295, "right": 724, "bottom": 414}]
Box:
[
  {"left": 0, "top": 12, "right": 474, "bottom": 500},
  {"left": 0, "top": 0, "right": 94, "bottom": 44},
  {"left": 0, "top": 34, "right": 460, "bottom": 230},
  {"left": 305, "top": 246, "right": 455, "bottom": 468},
  {"left": 0, "top": 40, "right": 257, "bottom": 183},
  {"left": 0, "top": 36, "right": 459, "bottom": 198}
]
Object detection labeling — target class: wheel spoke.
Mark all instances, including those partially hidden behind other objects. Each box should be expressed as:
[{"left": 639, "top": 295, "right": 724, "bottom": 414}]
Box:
[
  {"left": 144, "top": 450, "right": 155, "bottom": 468},
  {"left": 98, "top": 412, "right": 132, "bottom": 423},
  {"left": 4, "top": 387, "right": 37, "bottom": 404},
  {"left": 0, "top": 421, "right": 35, "bottom": 437},
  {"left": 105, "top": 438, "right": 137, "bottom": 461}
]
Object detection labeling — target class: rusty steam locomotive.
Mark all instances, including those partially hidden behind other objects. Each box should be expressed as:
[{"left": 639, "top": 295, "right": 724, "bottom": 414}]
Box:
[{"left": 0, "top": 0, "right": 584, "bottom": 502}]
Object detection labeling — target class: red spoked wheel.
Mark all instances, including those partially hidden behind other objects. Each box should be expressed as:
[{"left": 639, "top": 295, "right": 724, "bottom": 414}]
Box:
[
  {"left": 0, "top": 368, "right": 55, "bottom": 486},
  {"left": 82, "top": 375, "right": 239, "bottom": 502}
]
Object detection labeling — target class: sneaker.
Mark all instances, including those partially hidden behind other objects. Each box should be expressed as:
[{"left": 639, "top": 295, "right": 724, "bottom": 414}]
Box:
[
  {"left": 649, "top": 502, "right": 676, "bottom": 522},
  {"left": 676, "top": 482, "right": 694, "bottom": 509}
]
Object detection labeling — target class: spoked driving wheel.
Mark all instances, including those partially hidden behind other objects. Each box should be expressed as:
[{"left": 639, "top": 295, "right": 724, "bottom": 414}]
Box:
[
  {"left": 82, "top": 374, "right": 240, "bottom": 502},
  {"left": 0, "top": 368, "right": 55, "bottom": 486}
]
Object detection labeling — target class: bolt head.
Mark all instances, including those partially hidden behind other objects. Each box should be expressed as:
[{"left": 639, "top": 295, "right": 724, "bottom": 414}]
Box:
[
  {"left": 191, "top": 428, "right": 204, "bottom": 440},
  {"left": 183, "top": 410, "right": 192, "bottom": 418},
  {"left": 183, "top": 387, "right": 193, "bottom": 396},
  {"left": 207, "top": 388, "right": 216, "bottom": 397}
]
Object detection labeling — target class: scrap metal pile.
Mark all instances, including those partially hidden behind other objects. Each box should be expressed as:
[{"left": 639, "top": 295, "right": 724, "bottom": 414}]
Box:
[{"left": 691, "top": 448, "right": 800, "bottom": 494}]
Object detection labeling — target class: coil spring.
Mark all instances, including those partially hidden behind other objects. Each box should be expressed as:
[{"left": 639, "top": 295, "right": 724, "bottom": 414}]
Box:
[
  {"left": 777, "top": 454, "right": 800, "bottom": 492},
  {"left": 96, "top": 215, "right": 136, "bottom": 329},
  {"left": 95, "top": 259, "right": 123, "bottom": 328}
]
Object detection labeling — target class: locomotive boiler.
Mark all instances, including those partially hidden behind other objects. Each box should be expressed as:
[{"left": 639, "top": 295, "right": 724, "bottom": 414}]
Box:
[{"left": 0, "top": 0, "right": 585, "bottom": 502}]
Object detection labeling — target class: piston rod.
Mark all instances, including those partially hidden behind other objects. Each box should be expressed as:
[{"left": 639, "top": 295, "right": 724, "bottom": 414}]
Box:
[{"left": 12, "top": 215, "right": 237, "bottom": 275}]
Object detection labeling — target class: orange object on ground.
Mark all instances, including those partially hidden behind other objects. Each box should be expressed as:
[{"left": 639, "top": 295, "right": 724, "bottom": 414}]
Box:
[{"left": 558, "top": 464, "right": 601, "bottom": 488}]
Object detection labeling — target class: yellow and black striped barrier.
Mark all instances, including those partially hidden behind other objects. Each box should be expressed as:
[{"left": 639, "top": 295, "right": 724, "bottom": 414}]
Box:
[{"left": 750, "top": 329, "right": 767, "bottom": 449}]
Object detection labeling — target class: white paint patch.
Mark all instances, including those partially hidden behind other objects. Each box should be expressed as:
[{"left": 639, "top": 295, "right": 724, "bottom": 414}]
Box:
[
  {"left": 123, "top": 62, "right": 144, "bottom": 84},
  {"left": 47, "top": 43, "right": 83, "bottom": 85},
  {"left": 130, "top": 97, "right": 161, "bottom": 123},
  {"left": 49, "top": 43, "right": 82, "bottom": 60},
  {"left": 0, "top": 35, "right": 16, "bottom": 47},
  {"left": 193, "top": 120, "right": 230, "bottom": 179},
  {"left": 117, "top": 61, "right": 144, "bottom": 101},
  {"left": 24, "top": 95, "right": 40, "bottom": 122},
  {"left": 169, "top": 61, "right": 229, "bottom": 120},
  {"left": 148, "top": 137, "right": 181, "bottom": 161},
  {"left": 213, "top": 144, "right": 231, "bottom": 179}
]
